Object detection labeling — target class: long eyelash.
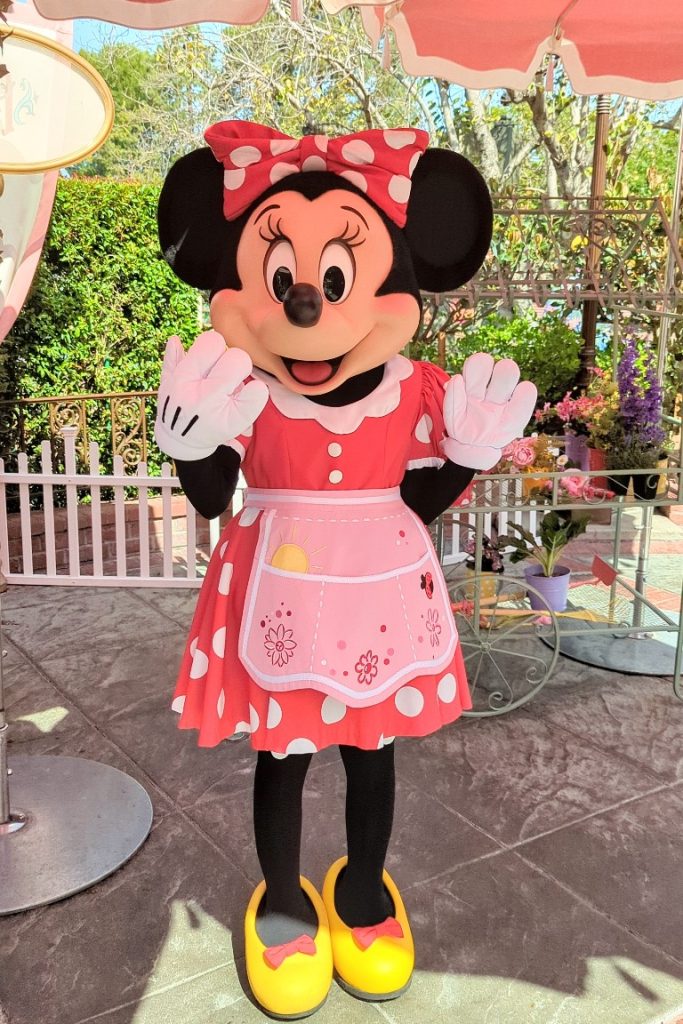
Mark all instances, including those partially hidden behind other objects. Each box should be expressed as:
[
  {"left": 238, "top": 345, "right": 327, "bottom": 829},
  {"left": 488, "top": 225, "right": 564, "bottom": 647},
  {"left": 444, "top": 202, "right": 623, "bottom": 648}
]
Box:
[
  {"left": 259, "top": 215, "right": 287, "bottom": 244},
  {"left": 338, "top": 221, "right": 365, "bottom": 248}
]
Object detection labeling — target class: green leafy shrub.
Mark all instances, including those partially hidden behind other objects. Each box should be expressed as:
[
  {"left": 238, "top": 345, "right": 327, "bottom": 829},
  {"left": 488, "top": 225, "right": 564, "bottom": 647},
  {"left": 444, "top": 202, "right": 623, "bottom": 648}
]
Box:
[
  {"left": 412, "top": 312, "right": 582, "bottom": 404},
  {"left": 1, "top": 177, "right": 200, "bottom": 480}
]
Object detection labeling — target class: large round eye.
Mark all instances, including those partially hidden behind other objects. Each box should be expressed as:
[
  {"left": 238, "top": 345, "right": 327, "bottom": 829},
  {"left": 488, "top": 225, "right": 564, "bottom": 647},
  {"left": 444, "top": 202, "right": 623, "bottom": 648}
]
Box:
[
  {"left": 319, "top": 242, "right": 355, "bottom": 303},
  {"left": 265, "top": 240, "right": 296, "bottom": 302}
]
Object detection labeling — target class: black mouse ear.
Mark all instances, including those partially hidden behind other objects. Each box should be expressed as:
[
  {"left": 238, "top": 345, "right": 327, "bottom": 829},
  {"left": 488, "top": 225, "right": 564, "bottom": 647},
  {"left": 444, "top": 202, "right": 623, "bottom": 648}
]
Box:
[
  {"left": 403, "top": 149, "right": 493, "bottom": 293},
  {"left": 157, "top": 147, "right": 232, "bottom": 290}
]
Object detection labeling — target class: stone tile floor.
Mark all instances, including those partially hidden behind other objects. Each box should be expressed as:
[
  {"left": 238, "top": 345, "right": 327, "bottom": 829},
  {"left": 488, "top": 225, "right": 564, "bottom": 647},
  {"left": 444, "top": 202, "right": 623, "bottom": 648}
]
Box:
[{"left": 1, "top": 584, "right": 682, "bottom": 1024}]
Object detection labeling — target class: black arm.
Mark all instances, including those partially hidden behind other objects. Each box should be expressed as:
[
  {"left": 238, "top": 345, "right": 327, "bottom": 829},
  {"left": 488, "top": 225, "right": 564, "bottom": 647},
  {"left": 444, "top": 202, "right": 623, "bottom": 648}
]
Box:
[
  {"left": 174, "top": 445, "right": 241, "bottom": 520},
  {"left": 400, "top": 460, "right": 475, "bottom": 526}
]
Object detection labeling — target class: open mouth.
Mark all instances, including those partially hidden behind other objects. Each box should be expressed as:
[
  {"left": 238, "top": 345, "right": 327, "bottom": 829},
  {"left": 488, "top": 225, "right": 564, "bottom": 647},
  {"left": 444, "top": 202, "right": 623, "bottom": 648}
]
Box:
[{"left": 282, "top": 354, "right": 345, "bottom": 386}]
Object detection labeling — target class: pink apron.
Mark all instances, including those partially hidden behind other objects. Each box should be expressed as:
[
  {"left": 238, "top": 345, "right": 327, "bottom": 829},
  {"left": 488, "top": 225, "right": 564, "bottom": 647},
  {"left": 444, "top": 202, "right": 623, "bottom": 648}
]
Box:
[{"left": 238, "top": 488, "right": 457, "bottom": 707}]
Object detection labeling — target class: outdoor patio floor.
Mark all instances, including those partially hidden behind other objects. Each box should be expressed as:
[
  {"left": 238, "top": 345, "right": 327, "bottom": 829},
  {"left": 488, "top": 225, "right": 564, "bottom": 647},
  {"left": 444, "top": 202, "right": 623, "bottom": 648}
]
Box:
[{"left": 1, "top": 582, "right": 682, "bottom": 1024}]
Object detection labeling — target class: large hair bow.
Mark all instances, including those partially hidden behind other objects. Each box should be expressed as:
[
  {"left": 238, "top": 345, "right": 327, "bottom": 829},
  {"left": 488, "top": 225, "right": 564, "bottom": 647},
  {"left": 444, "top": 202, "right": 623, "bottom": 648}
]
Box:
[{"left": 204, "top": 120, "right": 429, "bottom": 227}]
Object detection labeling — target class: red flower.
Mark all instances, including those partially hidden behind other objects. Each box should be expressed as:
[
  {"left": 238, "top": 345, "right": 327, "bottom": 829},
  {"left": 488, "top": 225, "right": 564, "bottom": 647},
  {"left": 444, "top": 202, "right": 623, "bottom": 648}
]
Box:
[{"left": 355, "top": 650, "right": 379, "bottom": 685}]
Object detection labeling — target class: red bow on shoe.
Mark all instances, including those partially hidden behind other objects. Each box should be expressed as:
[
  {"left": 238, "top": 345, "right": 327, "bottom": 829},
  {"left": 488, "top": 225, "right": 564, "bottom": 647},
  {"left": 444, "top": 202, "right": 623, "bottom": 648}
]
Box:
[
  {"left": 352, "top": 916, "right": 404, "bottom": 950},
  {"left": 204, "top": 120, "right": 429, "bottom": 227},
  {"left": 263, "top": 933, "right": 317, "bottom": 969}
]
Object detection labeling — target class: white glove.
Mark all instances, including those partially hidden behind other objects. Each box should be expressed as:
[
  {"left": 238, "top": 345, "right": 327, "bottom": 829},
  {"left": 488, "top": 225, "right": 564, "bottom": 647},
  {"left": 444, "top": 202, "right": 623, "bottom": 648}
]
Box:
[
  {"left": 154, "top": 330, "right": 268, "bottom": 461},
  {"left": 441, "top": 353, "right": 537, "bottom": 471}
]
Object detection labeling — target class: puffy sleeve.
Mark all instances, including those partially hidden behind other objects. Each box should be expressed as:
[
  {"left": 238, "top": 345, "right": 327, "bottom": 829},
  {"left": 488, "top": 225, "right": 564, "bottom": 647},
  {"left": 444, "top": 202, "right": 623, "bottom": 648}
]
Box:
[{"left": 406, "top": 361, "right": 449, "bottom": 471}]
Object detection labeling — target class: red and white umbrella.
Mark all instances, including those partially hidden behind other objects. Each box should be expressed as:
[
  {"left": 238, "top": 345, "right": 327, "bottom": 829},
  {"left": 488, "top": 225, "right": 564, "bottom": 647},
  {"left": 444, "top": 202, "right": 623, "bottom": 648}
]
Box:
[{"left": 33, "top": 0, "right": 683, "bottom": 101}]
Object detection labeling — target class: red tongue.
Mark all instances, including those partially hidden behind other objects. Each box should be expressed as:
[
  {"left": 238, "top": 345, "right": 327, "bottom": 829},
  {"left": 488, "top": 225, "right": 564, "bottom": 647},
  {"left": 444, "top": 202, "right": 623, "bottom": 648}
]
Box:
[{"left": 290, "top": 360, "right": 334, "bottom": 385}]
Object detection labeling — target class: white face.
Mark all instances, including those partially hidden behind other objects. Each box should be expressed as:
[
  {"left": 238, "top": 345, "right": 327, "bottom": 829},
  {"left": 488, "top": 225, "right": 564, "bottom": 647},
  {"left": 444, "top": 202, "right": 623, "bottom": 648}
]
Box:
[{"left": 210, "top": 189, "right": 420, "bottom": 396}]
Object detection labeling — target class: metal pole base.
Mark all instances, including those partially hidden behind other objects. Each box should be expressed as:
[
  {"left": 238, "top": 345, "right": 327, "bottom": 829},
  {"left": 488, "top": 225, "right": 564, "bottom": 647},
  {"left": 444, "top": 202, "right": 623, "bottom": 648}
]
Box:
[
  {"left": 0, "top": 755, "right": 153, "bottom": 916},
  {"left": 544, "top": 620, "right": 677, "bottom": 676}
]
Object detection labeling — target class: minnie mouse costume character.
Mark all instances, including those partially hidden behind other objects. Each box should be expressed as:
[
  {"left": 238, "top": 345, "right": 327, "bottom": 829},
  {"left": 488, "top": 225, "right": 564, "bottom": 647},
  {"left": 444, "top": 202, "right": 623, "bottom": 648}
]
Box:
[{"left": 155, "top": 121, "right": 536, "bottom": 1019}]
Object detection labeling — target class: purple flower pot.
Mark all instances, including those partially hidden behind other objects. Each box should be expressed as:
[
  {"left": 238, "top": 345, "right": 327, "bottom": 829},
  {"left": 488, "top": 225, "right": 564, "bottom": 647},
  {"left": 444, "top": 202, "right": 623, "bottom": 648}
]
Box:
[
  {"left": 524, "top": 564, "right": 571, "bottom": 612},
  {"left": 563, "top": 433, "right": 590, "bottom": 471}
]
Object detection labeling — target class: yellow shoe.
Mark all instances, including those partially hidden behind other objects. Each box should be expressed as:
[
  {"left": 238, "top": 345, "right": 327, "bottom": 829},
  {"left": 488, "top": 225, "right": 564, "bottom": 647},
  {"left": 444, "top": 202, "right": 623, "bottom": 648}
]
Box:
[
  {"left": 322, "top": 856, "right": 414, "bottom": 1001},
  {"left": 244, "top": 876, "right": 333, "bottom": 1020}
]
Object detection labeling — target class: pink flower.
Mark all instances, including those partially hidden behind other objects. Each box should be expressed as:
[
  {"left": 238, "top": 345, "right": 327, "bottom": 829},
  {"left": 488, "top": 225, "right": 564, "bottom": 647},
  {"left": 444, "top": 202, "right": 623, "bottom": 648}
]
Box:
[
  {"left": 264, "top": 624, "right": 297, "bottom": 667},
  {"left": 355, "top": 650, "right": 379, "bottom": 685},
  {"left": 503, "top": 437, "right": 536, "bottom": 468}
]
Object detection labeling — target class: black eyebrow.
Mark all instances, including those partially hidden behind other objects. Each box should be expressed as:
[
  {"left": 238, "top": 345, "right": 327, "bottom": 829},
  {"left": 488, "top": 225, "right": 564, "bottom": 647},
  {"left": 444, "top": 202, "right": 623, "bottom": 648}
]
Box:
[
  {"left": 341, "top": 205, "right": 369, "bottom": 229},
  {"left": 254, "top": 204, "right": 281, "bottom": 224}
]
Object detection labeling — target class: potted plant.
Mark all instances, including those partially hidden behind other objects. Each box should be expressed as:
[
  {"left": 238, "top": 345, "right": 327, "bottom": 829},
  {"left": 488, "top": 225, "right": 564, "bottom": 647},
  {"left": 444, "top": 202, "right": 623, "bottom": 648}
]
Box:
[
  {"left": 604, "top": 335, "right": 668, "bottom": 500},
  {"left": 534, "top": 392, "right": 607, "bottom": 470},
  {"left": 498, "top": 511, "right": 589, "bottom": 612}
]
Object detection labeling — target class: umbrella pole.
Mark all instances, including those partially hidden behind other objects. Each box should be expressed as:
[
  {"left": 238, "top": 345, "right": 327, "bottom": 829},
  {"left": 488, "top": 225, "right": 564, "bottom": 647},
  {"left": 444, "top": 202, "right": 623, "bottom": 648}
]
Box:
[
  {"left": 656, "top": 107, "right": 683, "bottom": 382},
  {"left": 578, "top": 94, "right": 610, "bottom": 388}
]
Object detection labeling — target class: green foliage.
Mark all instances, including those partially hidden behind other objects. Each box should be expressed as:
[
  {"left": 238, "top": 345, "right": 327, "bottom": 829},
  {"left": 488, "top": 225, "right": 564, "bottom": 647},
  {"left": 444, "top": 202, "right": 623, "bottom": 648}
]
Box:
[
  {"left": 498, "top": 511, "right": 588, "bottom": 577},
  {"left": 412, "top": 312, "right": 582, "bottom": 403},
  {"left": 1, "top": 178, "right": 199, "bottom": 475}
]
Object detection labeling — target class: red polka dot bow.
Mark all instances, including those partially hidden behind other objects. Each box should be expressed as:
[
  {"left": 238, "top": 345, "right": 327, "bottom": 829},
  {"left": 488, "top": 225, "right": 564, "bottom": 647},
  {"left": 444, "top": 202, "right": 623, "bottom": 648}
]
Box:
[{"left": 204, "top": 120, "right": 429, "bottom": 228}]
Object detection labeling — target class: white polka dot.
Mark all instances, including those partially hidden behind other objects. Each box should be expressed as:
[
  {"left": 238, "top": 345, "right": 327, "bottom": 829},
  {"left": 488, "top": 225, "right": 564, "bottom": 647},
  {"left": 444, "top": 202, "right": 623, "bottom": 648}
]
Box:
[
  {"left": 415, "top": 413, "right": 433, "bottom": 444},
  {"left": 218, "top": 562, "right": 233, "bottom": 595},
  {"left": 267, "top": 697, "right": 283, "bottom": 729},
  {"left": 388, "top": 174, "right": 412, "bottom": 204},
  {"left": 270, "top": 138, "right": 298, "bottom": 155},
  {"left": 437, "top": 672, "right": 457, "bottom": 703},
  {"left": 378, "top": 734, "right": 395, "bottom": 748},
  {"left": 384, "top": 129, "right": 416, "bottom": 149},
  {"left": 230, "top": 145, "right": 261, "bottom": 167},
  {"left": 341, "top": 139, "right": 375, "bottom": 165},
  {"left": 328, "top": 469, "right": 343, "bottom": 484},
  {"left": 171, "top": 695, "right": 185, "bottom": 714},
  {"left": 224, "top": 168, "right": 246, "bottom": 190},
  {"left": 286, "top": 738, "right": 318, "bottom": 755},
  {"left": 270, "top": 162, "right": 298, "bottom": 185},
  {"left": 327, "top": 442, "right": 342, "bottom": 457},
  {"left": 302, "top": 155, "right": 327, "bottom": 172},
  {"left": 235, "top": 719, "right": 251, "bottom": 733},
  {"left": 314, "top": 135, "right": 329, "bottom": 153},
  {"left": 409, "top": 151, "right": 420, "bottom": 176},
  {"left": 272, "top": 750, "right": 288, "bottom": 759},
  {"left": 395, "top": 685, "right": 424, "bottom": 717},
  {"left": 219, "top": 540, "right": 229, "bottom": 558},
  {"left": 321, "top": 696, "right": 347, "bottom": 724},
  {"left": 190, "top": 637, "right": 198, "bottom": 655},
  {"left": 212, "top": 626, "right": 227, "bottom": 658},
  {"left": 339, "top": 170, "right": 368, "bottom": 193},
  {"left": 216, "top": 689, "right": 225, "bottom": 717},
  {"left": 190, "top": 646, "right": 209, "bottom": 679},
  {"left": 249, "top": 703, "right": 260, "bottom": 732},
  {"left": 239, "top": 507, "right": 260, "bottom": 527}
]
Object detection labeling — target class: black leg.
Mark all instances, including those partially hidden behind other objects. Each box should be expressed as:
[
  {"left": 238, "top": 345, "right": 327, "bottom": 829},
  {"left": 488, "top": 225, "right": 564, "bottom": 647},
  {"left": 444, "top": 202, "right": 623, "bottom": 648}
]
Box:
[
  {"left": 335, "top": 743, "right": 396, "bottom": 927},
  {"left": 253, "top": 750, "right": 318, "bottom": 946}
]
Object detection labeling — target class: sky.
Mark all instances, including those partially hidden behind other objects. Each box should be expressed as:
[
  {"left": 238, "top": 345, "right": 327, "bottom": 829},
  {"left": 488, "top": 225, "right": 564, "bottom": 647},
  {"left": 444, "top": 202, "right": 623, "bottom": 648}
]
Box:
[{"left": 73, "top": 18, "right": 225, "bottom": 51}]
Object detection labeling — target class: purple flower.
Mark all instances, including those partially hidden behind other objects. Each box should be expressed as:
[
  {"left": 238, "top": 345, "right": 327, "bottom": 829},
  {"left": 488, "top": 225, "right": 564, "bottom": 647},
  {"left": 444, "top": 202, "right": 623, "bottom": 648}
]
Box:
[{"left": 616, "top": 334, "right": 665, "bottom": 452}]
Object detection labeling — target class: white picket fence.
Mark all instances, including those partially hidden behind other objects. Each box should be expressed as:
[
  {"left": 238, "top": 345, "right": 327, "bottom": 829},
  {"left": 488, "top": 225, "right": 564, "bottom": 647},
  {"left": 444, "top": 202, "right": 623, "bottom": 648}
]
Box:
[{"left": 0, "top": 426, "right": 537, "bottom": 586}]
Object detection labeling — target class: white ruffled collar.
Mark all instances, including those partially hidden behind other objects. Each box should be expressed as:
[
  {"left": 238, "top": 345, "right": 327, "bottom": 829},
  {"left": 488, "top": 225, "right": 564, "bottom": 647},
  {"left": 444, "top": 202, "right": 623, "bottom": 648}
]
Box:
[{"left": 252, "top": 355, "right": 413, "bottom": 434}]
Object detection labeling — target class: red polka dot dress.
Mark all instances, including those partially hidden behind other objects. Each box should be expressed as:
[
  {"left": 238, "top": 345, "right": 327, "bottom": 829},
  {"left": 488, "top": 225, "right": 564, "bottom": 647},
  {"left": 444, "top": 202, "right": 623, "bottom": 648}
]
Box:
[{"left": 171, "top": 357, "right": 472, "bottom": 754}]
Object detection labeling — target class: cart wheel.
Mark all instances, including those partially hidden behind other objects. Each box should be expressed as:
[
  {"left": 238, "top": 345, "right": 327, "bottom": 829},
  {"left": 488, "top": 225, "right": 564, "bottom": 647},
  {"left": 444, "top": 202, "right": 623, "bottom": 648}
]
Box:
[{"left": 449, "top": 573, "right": 560, "bottom": 716}]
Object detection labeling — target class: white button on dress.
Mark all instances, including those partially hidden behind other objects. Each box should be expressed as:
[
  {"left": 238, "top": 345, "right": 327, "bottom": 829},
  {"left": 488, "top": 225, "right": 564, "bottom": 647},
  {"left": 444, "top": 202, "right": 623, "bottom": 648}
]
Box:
[
  {"left": 327, "top": 442, "right": 342, "bottom": 457},
  {"left": 328, "top": 469, "right": 343, "bottom": 484}
]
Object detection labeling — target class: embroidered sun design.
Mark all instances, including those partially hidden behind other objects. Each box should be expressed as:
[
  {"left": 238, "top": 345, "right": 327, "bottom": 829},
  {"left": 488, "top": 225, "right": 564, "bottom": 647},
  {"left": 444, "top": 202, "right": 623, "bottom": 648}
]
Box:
[
  {"left": 426, "top": 608, "right": 441, "bottom": 648},
  {"left": 355, "top": 649, "right": 379, "bottom": 686},
  {"left": 264, "top": 624, "right": 297, "bottom": 667}
]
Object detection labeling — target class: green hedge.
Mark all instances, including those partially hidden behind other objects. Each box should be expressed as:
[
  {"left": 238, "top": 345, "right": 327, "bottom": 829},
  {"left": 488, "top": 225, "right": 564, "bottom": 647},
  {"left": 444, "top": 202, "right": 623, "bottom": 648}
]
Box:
[{"left": 1, "top": 178, "right": 200, "bottom": 477}]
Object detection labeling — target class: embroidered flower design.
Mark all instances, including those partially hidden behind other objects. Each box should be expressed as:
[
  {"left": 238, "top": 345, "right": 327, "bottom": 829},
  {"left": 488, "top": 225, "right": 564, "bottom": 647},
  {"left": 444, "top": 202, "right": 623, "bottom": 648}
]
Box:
[
  {"left": 426, "top": 608, "right": 441, "bottom": 648},
  {"left": 355, "top": 650, "right": 379, "bottom": 686},
  {"left": 264, "top": 624, "right": 297, "bottom": 667}
]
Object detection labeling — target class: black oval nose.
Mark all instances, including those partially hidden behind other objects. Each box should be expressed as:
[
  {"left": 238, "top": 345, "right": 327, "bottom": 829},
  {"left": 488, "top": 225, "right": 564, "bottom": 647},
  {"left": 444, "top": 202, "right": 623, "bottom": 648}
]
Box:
[{"left": 283, "top": 283, "right": 323, "bottom": 328}]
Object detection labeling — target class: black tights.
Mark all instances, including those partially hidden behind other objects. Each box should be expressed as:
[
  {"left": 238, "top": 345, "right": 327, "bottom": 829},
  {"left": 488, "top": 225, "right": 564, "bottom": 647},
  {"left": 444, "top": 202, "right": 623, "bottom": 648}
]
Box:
[{"left": 253, "top": 744, "right": 395, "bottom": 945}]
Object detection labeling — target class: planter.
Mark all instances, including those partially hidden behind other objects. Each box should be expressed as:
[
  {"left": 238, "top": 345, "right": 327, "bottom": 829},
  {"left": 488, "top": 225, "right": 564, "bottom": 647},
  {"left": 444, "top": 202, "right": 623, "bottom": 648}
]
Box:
[
  {"left": 587, "top": 446, "right": 608, "bottom": 489},
  {"left": 607, "top": 472, "right": 631, "bottom": 498},
  {"left": 564, "top": 433, "right": 590, "bottom": 471},
  {"left": 632, "top": 467, "right": 660, "bottom": 501},
  {"left": 524, "top": 564, "right": 571, "bottom": 612}
]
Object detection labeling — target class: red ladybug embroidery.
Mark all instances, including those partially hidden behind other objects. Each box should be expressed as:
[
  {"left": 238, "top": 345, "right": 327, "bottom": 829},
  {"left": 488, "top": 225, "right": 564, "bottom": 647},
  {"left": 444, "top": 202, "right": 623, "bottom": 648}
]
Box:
[{"left": 420, "top": 572, "right": 434, "bottom": 599}]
